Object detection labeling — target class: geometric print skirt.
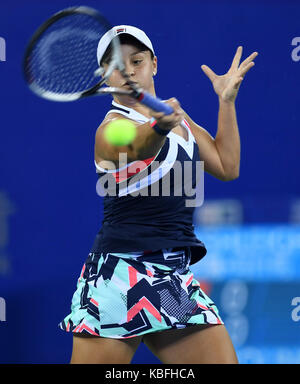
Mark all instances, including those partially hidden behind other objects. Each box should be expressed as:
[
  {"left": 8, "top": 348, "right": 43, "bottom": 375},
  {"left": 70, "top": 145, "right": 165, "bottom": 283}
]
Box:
[{"left": 59, "top": 247, "right": 223, "bottom": 339}]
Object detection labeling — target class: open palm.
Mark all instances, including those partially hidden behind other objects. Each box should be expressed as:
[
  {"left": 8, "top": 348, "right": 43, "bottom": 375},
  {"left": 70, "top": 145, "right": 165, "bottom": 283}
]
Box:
[{"left": 201, "top": 46, "right": 258, "bottom": 102}]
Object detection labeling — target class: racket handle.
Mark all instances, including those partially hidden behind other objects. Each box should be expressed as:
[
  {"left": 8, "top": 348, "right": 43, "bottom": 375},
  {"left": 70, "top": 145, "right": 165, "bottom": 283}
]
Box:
[{"left": 137, "top": 92, "right": 174, "bottom": 115}]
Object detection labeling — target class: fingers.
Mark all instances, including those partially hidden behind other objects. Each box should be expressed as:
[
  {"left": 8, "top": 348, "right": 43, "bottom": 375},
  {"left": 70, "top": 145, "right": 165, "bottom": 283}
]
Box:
[
  {"left": 201, "top": 65, "right": 217, "bottom": 82},
  {"left": 230, "top": 46, "right": 243, "bottom": 71},
  {"left": 232, "top": 58, "right": 256, "bottom": 89},
  {"left": 239, "top": 61, "right": 255, "bottom": 77},
  {"left": 163, "top": 98, "right": 184, "bottom": 125},
  {"left": 231, "top": 62, "right": 254, "bottom": 88},
  {"left": 230, "top": 48, "right": 258, "bottom": 78},
  {"left": 239, "top": 51, "right": 258, "bottom": 69},
  {"left": 151, "top": 98, "right": 182, "bottom": 119},
  {"left": 151, "top": 98, "right": 184, "bottom": 131}
]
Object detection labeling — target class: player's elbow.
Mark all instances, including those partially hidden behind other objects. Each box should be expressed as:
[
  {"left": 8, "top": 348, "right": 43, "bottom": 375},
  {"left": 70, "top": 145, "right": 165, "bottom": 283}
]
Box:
[
  {"left": 222, "top": 167, "right": 240, "bottom": 181},
  {"left": 223, "top": 173, "right": 239, "bottom": 182}
]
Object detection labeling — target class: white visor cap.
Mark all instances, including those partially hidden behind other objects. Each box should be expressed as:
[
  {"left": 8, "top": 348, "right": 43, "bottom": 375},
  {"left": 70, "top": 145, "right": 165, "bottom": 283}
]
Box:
[{"left": 97, "top": 25, "right": 155, "bottom": 66}]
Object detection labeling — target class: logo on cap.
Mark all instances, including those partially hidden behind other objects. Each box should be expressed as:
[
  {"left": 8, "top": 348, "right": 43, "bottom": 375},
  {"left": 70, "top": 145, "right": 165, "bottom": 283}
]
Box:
[{"left": 116, "top": 28, "right": 126, "bottom": 35}]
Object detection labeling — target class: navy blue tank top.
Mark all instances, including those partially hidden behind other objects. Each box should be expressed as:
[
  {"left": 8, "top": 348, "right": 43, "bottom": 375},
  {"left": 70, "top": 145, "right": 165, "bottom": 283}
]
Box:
[{"left": 91, "top": 101, "right": 206, "bottom": 265}]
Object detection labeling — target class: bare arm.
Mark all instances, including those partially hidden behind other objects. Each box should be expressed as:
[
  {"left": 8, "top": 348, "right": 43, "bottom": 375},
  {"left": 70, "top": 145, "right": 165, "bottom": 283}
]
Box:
[
  {"left": 184, "top": 100, "right": 239, "bottom": 180},
  {"left": 186, "top": 46, "right": 258, "bottom": 181},
  {"left": 94, "top": 98, "right": 184, "bottom": 168},
  {"left": 94, "top": 114, "right": 166, "bottom": 166},
  {"left": 183, "top": 111, "right": 231, "bottom": 181},
  {"left": 215, "top": 99, "right": 240, "bottom": 179}
]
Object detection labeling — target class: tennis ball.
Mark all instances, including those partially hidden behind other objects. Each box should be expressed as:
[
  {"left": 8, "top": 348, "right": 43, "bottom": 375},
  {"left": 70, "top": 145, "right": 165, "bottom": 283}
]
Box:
[{"left": 104, "top": 119, "right": 137, "bottom": 146}]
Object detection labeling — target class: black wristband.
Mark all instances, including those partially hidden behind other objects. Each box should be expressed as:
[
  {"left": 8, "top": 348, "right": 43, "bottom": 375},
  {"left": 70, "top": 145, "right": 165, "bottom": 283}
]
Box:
[{"left": 150, "top": 118, "right": 171, "bottom": 136}]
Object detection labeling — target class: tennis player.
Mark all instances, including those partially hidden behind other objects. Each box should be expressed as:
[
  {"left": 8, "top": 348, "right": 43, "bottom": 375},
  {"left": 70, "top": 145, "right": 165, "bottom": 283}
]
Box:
[{"left": 59, "top": 25, "right": 258, "bottom": 364}]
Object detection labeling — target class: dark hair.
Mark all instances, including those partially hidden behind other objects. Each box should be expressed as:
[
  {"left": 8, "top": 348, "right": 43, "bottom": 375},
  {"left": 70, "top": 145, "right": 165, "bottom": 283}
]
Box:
[{"left": 100, "top": 34, "right": 154, "bottom": 66}]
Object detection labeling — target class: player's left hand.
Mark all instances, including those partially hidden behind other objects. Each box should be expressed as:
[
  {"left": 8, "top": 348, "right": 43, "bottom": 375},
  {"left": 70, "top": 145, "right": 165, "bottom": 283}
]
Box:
[{"left": 201, "top": 46, "right": 258, "bottom": 102}]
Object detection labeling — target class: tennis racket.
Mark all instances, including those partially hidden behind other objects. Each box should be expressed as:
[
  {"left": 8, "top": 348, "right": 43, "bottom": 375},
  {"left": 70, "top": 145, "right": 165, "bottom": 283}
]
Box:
[{"left": 23, "top": 6, "right": 174, "bottom": 115}]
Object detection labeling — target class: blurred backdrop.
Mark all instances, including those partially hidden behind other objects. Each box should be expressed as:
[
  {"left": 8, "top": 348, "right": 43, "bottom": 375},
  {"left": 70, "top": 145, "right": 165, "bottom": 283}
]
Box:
[{"left": 0, "top": 0, "right": 300, "bottom": 364}]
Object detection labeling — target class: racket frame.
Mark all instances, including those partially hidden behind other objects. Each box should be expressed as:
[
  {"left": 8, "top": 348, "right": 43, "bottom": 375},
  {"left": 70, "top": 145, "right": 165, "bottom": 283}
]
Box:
[{"left": 23, "top": 6, "right": 174, "bottom": 115}]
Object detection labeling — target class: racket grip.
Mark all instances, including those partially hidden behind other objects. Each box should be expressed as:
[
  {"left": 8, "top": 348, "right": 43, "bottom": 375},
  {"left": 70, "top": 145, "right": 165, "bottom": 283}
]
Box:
[{"left": 138, "top": 92, "right": 174, "bottom": 115}]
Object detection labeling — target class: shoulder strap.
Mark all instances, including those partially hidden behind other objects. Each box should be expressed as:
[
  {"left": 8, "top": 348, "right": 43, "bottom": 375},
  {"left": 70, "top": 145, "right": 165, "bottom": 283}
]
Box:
[{"left": 105, "top": 101, "right": 150, "bottom": 124}]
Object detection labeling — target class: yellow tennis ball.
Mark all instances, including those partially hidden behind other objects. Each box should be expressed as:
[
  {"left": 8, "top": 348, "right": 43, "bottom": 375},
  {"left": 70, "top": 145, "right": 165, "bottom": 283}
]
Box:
[{"left": 104, "top": 119, "right": 137, "bottom": 146}]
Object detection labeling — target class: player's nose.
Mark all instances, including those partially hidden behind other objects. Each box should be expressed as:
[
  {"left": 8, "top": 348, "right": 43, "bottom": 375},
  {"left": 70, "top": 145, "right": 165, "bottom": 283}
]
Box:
[{"left": 124, "top": 62, "right": 135, "bottom": 77}]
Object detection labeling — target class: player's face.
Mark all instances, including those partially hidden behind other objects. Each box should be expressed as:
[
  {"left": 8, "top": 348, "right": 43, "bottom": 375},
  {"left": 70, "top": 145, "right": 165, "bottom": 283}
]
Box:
[{"left": 105, "top": 44, "right": 157, "bottom": 92}]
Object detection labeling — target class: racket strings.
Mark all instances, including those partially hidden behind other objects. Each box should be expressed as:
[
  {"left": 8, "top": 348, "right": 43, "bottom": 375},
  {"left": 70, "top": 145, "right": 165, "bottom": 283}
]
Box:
[{"left": 26, "top": 13, "right": 107, "bottom": 95}]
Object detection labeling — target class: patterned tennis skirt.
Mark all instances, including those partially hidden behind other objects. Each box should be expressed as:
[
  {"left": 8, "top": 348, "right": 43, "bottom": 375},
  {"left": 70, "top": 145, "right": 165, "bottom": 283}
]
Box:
[{"left": 59, "top": 247, "right": 223, "bottom": 339}]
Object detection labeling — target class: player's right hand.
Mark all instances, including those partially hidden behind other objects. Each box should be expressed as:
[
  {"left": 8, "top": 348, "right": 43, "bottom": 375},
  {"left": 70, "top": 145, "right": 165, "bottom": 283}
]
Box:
[{"left": 150, "top": 98, "right": 184, "bottom": 131}]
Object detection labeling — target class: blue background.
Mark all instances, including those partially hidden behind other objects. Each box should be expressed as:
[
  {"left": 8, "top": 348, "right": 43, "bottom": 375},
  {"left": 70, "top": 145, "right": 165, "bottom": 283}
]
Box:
[{"left": 0, "top": 0, "right": 300, "bottom": 364}]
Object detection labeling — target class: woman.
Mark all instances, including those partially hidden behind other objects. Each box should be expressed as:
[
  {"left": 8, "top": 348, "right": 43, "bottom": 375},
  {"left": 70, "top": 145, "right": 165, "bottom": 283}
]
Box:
[{"left": 59, "top": 25, "right": 258, "bottom": 364}]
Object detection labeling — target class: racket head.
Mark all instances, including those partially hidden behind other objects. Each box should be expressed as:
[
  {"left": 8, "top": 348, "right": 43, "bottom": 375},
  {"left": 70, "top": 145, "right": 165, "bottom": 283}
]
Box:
[{"left": 23, "top": 6, "right": 121, "bottom": 102}]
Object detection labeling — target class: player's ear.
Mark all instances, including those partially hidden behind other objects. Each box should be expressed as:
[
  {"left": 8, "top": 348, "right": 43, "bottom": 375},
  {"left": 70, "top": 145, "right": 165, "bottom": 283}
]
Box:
[
  {"left": 100, "top": 63, "right": 111, "bottom": 85},
  {"left": 152, "top": 55, "right": 157, "bottom": 76}
]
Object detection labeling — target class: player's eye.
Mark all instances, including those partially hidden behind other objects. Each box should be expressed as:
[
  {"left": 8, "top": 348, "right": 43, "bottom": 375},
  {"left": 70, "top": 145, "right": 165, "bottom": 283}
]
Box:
[{"left": 132, "top": 59, "right": 143, "bottom": 65}]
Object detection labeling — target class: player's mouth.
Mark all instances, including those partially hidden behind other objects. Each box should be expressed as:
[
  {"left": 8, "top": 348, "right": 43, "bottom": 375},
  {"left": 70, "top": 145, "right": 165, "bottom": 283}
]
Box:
[{"left": 122, "top": 81, "right": 139, "bottom": 89}]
